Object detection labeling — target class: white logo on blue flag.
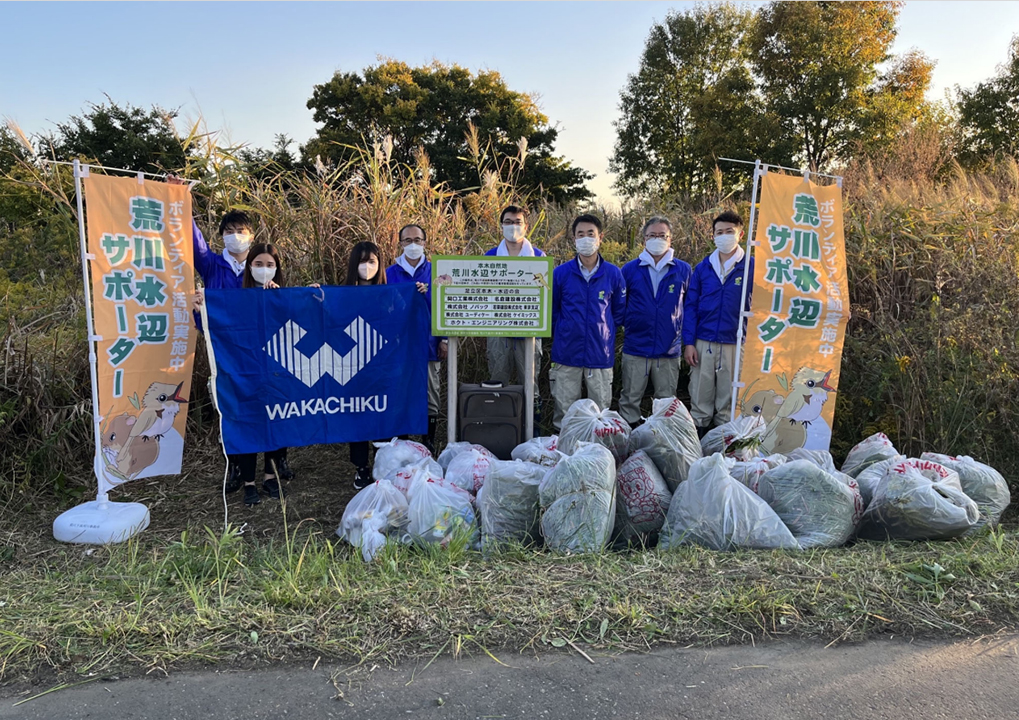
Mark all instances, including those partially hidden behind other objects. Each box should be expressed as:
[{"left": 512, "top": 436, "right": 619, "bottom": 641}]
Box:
[{"left": 263, "top": 317, "right": 388, "bottom": 388}]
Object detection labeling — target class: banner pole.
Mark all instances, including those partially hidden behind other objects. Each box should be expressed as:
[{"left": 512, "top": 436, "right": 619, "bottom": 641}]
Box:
[
  {"left": 73, "top": 160, "right": 112, "bottom": 502},
  {"left": 447, "top": 337, "right": 458, "bottom": 446},
  {"left": 729, "top": 159, "right": 764, "bottom": 422}
]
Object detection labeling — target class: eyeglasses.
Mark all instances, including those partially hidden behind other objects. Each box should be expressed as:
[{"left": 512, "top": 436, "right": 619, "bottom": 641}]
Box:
[
  {"left": 644, "top": 233, "right": 671, "bottom": 240},
  {"left": 399, "top": 237, "right": 425, "bottom": 245}
]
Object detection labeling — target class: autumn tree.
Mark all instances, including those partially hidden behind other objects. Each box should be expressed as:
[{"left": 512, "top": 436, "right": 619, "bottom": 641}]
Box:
[
  {"left": 956, "top": 35, "right": 1019, "bottom": 163},
  {"left": 304, "top": 59, "right": 593, "bottom": 203}
]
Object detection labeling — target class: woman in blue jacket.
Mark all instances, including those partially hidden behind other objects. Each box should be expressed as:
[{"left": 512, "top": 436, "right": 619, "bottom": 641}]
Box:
[{"left": 550, "top": 214, "right": 626, "bottom": 429}]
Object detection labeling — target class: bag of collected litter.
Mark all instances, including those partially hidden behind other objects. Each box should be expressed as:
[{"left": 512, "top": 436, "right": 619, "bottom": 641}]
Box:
[
  {"left": 557, "top": 399, "right": 631, "bottom": 465},
  {"left": 920, "top": 453, "right": 1011, "bottom": 530},
  {"left": 337, "top": 478, "right": 409, "bottom": 562},
  {"left": 373, "top": 438, "right": 442, "bottom": 493},
  {"left": 539, "top": 442, "right": 617, "bottom": 553},
  {"left": 614, "top": 450, "right": 672, "bottom": 541},
  {"left": 511, "top": 436, "right": 562, "bottom": 468},
  {"left": 445, "top": 448, "right": 494, "bottom": 495},
  {"left": 627, "top": 397, "right": 703, "bottom": 491},
  {"left": 757, "top": 460, "right": 858, "bottom": 548},
  {"left": 786, "top": 448, "right": 865, "bottom": 524},
  {"left": 730, "top": 454, "right": 787, "bottom": 494},
  {"left": 700, "top": 416, "right": 766, "bottom": 460},
  {"left": 857, "top": 459, "right": 979, "bottom": 541},
  {"left": 406, "top": 470, "right": 476, "bottom": 547},
  {"left": 437, "top": 442, "right": 494, "bottom": 473},
  {"left": 476, "top": 459, "right": 547, "bottom": 550},
  {"left": 854, "top": 455, "right": 906, "bottom": 507},
  {"left": 659, "top": 454, "right": 799, "bottom": 551},
  {"left": 841, "top": 433, "right": 900, "bottom": 478}
]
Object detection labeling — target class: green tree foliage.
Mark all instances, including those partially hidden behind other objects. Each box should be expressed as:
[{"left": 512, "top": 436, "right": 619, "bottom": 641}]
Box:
[
  {"left": 611, "top": 4, "right": 793, "bottom": 198},
  {"left": 45, "top": 99, "right": 191, "bottom": 174},
  {"left": 957, "top": 35, "right": 1019, "bottom": 163},
  {"left": 304, "top": 59, "right": 593, "bottom": 204},
  {"left": 752, "top": 1, "right": 933, "bottom": 170}
]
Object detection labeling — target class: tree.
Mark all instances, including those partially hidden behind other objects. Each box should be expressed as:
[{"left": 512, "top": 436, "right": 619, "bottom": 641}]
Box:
[
  {"left": 752, "top": 1, "right": 932, "bottom": 170},
  {"left": 304, "top": 60, "right": 592, "bottom": 203},
  {"left": 957, "top": 35, "right": 1019, "bottom": 163},
  {"left": 610, "top": 4, "right": 792, "bottom": 198},
  {"left": 45, "top": 99, "right": 190, "bottom": 174}
]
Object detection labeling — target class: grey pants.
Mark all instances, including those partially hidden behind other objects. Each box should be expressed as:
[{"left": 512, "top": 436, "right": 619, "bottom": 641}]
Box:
[
  {"left": 427, "top": 360, "right": 441, "bottom": 418},
  {"left": 618, "top": 353, "right": 681, "bottom": 425},
  {"left": 688, "top": 339, "right": 736, "bottom": 428},
  {"left": 549, "top": 364, "right": 613, "bottom": 429},
  {"left": 486, "top": 337, "right": 542, "bottom": 398}
]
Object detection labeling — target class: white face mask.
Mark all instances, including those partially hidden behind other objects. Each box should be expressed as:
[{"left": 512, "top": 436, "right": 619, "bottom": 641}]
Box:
[
  {"left": 575, "top": 237, "right": 600, "bottom": 257},
  {"left": 645, "top": 237, "right": 670, "bottom": 256},
  {"left": 250, "top": 266, "right": 276, "bottom": 285},
  {"left": 403, "top": 243, "right": 425, "bottom": 261},
  {"left": 358, "top": 262, "right": 377, "bottom": 281},
  {"left": 502, "top": 224, "right": 525, "bottom": 243},
  {"left": 223, "top": 233, "right": 251, "bottom": 254},
  {"left": 714, "top": 232, "right": 739, "bottom": 254}
]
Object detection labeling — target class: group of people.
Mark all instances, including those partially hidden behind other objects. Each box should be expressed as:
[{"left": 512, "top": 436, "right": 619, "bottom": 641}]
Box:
[{"left": 189, "top": 199, "right": 752, "bottom": 506}]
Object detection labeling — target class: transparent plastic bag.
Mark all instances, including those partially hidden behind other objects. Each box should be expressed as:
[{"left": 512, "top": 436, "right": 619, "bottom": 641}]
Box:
[
  {"left": 757, "top": 460, "right": 858, "bottom": 548},
  {"left": 627, "top": 397, "right": 703, "bottom": 491},
  {"left": 373, "top": 438, "right": 441, "bottom": 488},
  {"left": 857, "top": 459, "right": 979, "bottom": 541},
  {"left": 855, "top": 455, "right": 906, "bottom": 506},
  {"left": 920, "top": 453, "right": 1011, "bottom": 530},
  {"left": 436, "top": 442, "right": 494, "bottom": 473},
  {"left": 407, "top": 474, "right": 476, "bottom": 546},
  {"left": 445, "top": 448, "right": 494, "bottom": 495},
  {"left": 659, "top": 454, "right": 798, "bottom": 551},
  {"left": 786, "top": 448, "right": 864, "bottom": 524},
  {"left": 477, "top": 459, "right": 548, "bottom": 550},
  {"left": 511, "top": 435, "right": 562, "bottom": 468},
  {"left": 841, "top": 433, "right": 899, "bottom": 478},
  {"left": 615, "top": 450, "right": 672, "bottom": 540},
  {"left": 337, "top": 478, "right": 409, "bottom": 562},
  {"left": 539, "top": 442, "right": 617, "bottom": 553},
  {"left": 730, "top": 454, "right": 787, "bottom": 494},
  {"left": 700, "top": 416, "right": 766, "bottom": 461},
  {"left": 558, "top": 399, "right": 631, "bottom": 465}
]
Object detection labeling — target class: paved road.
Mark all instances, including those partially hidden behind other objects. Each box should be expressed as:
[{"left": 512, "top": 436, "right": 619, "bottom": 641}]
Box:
[{"left": 3, "top": 636, "right": 1017, "bottom": 719}]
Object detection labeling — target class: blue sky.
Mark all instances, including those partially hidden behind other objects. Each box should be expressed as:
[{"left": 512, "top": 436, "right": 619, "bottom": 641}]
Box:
[{"left": 2, "top": 1, "right": 1018, "bottom": 202}]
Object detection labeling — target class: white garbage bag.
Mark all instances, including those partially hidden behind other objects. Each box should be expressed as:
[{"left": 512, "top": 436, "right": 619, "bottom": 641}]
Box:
[
  {"left": 539, "top": 442, "right": 616, "bottom": 553},
  {"left": 373, "top": 438, "right": 443, "bottom": 494},
  {"left": 406, "top": 469, "right": 476, "bottom": 547},
  {"left": 476, "top": 459, "right": 547, "bottom": 550},
  {"left": 337, "top": 478, "right": 409, "bottom": 562},
  {"left": 615, "top": 450, "right": 672, "bottom": 541},
  {"left": 437, "top": 442, "right": 494, "bottom": 473},
  {"left": 445, "top": 448, "right": 494, "bottom": 495},
  {"left": 627, "top": 397, "right": 702, "bottom": 491},
  {"left": 841, "top": 432, "right": 900, "bottom": 478},
  {"left": 757, "top": 460, "right": 858, "bottom": 548},
  {"left": 700, "top": 416, "right": 765, "bottom": 460},
  {"left": 857, "top": 458, "right": 979, "bottom": 541},
  {"left": 730, "top": 454, "right": 787, "bottom": 494},
  {"left": 659, "top": 454, "right": 798, "bottom": 551},
  {"left": 558, "top": 399, "right": 631, "bottom": 465},
  {"left": 920, "top": 453, "right": 1011, "bottom": 530},
  {"left": 511, "top": 436, "right": 562, "bottom": 468},
  {"left": 854, "top": 455, "right": 907, "bottom": 506}
]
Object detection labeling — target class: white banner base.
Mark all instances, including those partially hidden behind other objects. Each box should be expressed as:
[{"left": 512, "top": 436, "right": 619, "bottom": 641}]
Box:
[{"left": 53, "top": 500, "right": 150, "bottom": 545}]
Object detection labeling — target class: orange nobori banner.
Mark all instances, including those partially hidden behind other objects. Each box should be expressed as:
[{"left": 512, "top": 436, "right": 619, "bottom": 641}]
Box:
[
  {"left": 739, "top": 171, "right": 849, "bottom": 454},
  {"left": 84, "top": 174, "right": 196, "bottom": 488}
]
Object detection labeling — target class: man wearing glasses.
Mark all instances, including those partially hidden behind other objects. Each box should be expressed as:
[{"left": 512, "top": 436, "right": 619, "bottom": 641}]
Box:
[
  {"left": 618, "top": 217, "right": 692, "bottom": 426},
  {"left": 484, "top": 205, "right": 546, "bottom": 430},
  {"left": 387, "top": 223, "right": 446, "bottom": 453}
]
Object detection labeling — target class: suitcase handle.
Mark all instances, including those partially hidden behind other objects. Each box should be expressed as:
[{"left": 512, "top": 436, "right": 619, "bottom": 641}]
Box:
[{"left": 480, "top": 380, "right": 505, "bottom": 389}]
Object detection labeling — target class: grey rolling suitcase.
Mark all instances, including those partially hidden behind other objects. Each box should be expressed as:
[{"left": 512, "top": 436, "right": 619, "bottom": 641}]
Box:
[{"left": 458, "top": 381, "right": 525, "bottom": 460}]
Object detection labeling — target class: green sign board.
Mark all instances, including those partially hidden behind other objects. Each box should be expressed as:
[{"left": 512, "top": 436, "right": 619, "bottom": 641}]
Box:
[{"left": 431, "top": 255, "right": 553, "bottom": 337}]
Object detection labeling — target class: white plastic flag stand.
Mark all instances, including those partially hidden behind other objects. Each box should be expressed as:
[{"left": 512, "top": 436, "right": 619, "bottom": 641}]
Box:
[{"left": 53, "top": 160, "right": 150, "bottom": 544}]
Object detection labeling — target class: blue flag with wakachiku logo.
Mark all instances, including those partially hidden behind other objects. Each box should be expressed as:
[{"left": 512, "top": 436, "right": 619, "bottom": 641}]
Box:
[{"left": 205, "top": 284, "right": 429, "bottom": 454}]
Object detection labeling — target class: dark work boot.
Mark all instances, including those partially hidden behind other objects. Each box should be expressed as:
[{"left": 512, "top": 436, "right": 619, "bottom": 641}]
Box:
[
  {"left": 422, "top": 417, "right": 438, "bottom": 456},
  {"left": 353, "top": 466, "right": 373, "bottom": 491}
]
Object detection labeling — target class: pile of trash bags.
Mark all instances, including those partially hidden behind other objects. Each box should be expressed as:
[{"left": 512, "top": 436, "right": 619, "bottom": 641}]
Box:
[{"left": 338, "top": 401, "right": 1012, "bottom": 561}]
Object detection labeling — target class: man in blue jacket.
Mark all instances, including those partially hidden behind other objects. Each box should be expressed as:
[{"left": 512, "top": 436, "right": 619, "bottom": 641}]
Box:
[
  {"left": 619, "top": 217, "right": 692, "bottom": 426},
  {"left": 386, "top": 223, "right": 447, "bottom": 453},
  {"left": 485, "top": 204, "right": 546, "bottom": 428},
  {"left": 550, "top": 214, "right": 626, "bottom": 429},
  {"left": 682, "top": 210, "right": 754, "bottom": 437}
]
